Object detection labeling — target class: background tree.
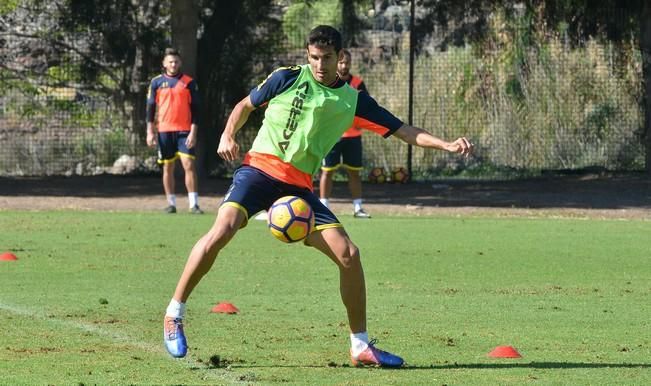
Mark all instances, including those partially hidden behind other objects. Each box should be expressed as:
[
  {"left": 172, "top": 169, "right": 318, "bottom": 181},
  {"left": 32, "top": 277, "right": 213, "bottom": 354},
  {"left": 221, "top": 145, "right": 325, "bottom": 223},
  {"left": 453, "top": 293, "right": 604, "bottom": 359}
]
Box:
[
  {"left": 642, "top": 2, "right": 651, "bottom": 173},
  {"left": 1, "top": 0, "right": 648, "bottom": 175},
  {"left": 58, "top": 0, "right": 168, "bottom": 136},
  {"left": 171, "top": 0, "right": 199, "bottom": 77},
  {"left": 340, "top": 0, "right": 365, "bottom": 47},
  {"left": 195, "top": 0, "right": 280, "bottom": 173}
]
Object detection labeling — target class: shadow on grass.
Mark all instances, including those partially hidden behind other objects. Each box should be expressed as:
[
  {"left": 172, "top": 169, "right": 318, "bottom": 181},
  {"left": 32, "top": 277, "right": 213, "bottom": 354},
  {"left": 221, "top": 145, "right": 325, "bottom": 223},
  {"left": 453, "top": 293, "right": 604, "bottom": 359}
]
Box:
[
  {"left": 213, "top": 361, "right": 651, "bottom": 370},
  {"left": 424, "top": 362, "right": 651, "bottom": 370}
]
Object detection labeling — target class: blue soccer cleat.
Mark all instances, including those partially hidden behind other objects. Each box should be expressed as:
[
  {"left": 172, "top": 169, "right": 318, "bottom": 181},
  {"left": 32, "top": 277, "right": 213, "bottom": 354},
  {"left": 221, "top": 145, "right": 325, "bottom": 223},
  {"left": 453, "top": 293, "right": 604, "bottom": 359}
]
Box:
[
  {"left": 164, "top": 316, "right": 188, "bottom": 358},
  {"left": 350, "top": 339, "right": 404, "bottom": 368}
]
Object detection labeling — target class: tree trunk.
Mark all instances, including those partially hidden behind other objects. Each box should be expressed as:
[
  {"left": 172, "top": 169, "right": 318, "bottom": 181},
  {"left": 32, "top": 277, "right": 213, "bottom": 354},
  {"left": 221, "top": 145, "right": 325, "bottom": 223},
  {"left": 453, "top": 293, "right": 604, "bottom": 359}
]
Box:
[
  {"left": 129, "top": 1, "right": 159, "bottom": 141},
  {"left": 642, "top": 1, "right": 651, "bottom": 174},
  {"left": 341, "top": 0, "right": 360, "bottom": 47},
  {"left": 171, "top": 0, "right": 199, "bottom": 77},
  {"left": 170, "top": 0, "right": 201, "bottom": 177}
]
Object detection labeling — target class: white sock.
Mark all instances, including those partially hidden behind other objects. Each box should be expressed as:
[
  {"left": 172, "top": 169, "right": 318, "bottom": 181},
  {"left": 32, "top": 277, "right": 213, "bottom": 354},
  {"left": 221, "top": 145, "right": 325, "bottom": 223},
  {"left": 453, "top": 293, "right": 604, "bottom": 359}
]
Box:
[
  {"left": 319, "top": 198, "right": 329, "bottom": 208},
  {"left": 167, "top": 194, "right": 177, "bottom": 207},
  {"left": 188, "top": 192, "right": 198, "bottom": 208},
  {"left": 350, "top": 331, "right": 369, "bottom": 357},
  {"left": 165, "top": 299, "right": 186, "bottom": 319},
  {"left": 353, "top": 199, "right": 363, "bottom": 212}
]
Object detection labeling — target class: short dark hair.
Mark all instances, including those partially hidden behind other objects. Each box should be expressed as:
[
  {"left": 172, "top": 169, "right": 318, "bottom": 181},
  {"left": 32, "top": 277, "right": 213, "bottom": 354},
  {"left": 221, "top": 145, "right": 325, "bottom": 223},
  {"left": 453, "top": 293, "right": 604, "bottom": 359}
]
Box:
[
  {"left": 306, "top": 25, "right": 342, "bottom": 52},
  {"left": 341, "top": 49, "right": 351, "bottom": 59},
  {"left": 164, "top": 48, "right": 181, "bottom": 58}
]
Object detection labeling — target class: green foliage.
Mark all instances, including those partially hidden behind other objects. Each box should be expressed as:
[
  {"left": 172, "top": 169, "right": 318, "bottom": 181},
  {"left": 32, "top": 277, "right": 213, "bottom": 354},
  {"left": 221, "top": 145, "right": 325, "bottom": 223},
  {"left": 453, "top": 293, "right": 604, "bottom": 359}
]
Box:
[
  {"left": 71, "top": 128, "right": 135, "bottom": 166},
  {"left": 1, "top": 211, "right": 650, "bottom": 383},
  {"left": 0, "top": 80, "right": 143, "bottom": 175},
  {"left": 358, "top": 8, "right": 643, "bottom": 179},
  {"left": 0, "top": 0, "right": 18, "bottom": 14},
  {"left": 283, "top": 0, "right": 342, "bottom": 48},
  {"left": 1, "top": 1, "right": 647, "bottom": 177}
]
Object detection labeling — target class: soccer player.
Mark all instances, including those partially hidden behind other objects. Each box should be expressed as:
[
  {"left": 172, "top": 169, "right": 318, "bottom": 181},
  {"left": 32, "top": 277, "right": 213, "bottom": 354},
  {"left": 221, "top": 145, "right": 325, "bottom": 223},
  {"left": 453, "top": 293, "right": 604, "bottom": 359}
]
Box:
[
  {"left": 146, "top": 48, "right": 203, "bottom": 214},
  {"left": 163, "top": 26, "right": 473, "bottom": 367},
  {"left": 319, "top": 49, "right": 372, "bottom": 218}
]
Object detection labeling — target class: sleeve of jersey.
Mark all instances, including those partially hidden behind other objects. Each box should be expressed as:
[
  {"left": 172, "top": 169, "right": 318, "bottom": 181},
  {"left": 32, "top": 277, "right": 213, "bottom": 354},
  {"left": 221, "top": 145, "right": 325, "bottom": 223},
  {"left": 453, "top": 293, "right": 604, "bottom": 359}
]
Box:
[
  {"left": 189, "top": 80, "right": 200, "bottom": 125},
  {"left": 249, "top": 67, "right": 301, "bottom": 107},
  {"left": 358, "top": 81, "right": 369, "bottom": 94},
  {"left": 353, "top": 92, "right": 403, "bottom": 138},
  {"left": 145, "top": 79, "right": 157, "bottom": 123}
]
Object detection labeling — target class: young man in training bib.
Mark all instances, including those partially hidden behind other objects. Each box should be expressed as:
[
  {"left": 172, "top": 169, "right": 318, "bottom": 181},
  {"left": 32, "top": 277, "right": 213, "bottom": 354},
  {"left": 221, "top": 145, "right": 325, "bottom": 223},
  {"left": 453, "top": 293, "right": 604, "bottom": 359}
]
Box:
[{"left": 162, "top": 25, "right": 473, "bottom": 367}]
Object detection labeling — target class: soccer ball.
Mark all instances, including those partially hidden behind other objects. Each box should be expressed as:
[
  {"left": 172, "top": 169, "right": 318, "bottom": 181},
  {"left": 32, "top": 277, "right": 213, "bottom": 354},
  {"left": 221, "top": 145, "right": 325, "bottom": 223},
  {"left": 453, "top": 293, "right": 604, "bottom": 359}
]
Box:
[
  {"left": 391, "top": 167, "right": 410, "bottom": 183},
  {"left": 368, "top": 167, "right": 387, "bottom": 183},
  {"left": 267, "top": 196, "right": 315, "bottom": 243}
]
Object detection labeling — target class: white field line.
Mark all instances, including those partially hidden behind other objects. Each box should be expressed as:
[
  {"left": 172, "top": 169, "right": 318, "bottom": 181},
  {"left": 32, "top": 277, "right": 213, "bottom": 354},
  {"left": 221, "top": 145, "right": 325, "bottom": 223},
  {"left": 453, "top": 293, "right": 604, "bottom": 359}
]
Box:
[{"left": 0, "top": 301, "right": 244, "bottom": 384}]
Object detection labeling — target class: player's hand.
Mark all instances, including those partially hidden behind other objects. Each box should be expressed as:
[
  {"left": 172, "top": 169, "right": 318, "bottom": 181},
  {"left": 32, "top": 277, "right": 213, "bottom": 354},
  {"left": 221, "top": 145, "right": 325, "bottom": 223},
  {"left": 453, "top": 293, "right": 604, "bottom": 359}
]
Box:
[
  {"left": 217, "top": 135, "right": 240, "bottom": 162},
  {"left": 185, "top": 131, "right": 196, "bottom": 149},
  {"left": 447, "top": 137, "right": 473, "bottom": 157},
  {"left": 146, "top": 131, "right": 157, "bottom": 147}
]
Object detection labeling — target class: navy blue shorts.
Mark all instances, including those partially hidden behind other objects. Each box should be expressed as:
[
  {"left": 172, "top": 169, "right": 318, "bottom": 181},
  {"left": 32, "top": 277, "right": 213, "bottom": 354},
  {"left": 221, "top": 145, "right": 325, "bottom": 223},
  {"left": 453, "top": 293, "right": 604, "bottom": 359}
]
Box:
[
  {"left": 321, "top": 136, "right": 363, "bottom": 171},
  {"left": 157, "top": 131, "right": 195, "bottom": 164},
  {"left": 222, "top": 166, "right": 341, "bottom": 229}
]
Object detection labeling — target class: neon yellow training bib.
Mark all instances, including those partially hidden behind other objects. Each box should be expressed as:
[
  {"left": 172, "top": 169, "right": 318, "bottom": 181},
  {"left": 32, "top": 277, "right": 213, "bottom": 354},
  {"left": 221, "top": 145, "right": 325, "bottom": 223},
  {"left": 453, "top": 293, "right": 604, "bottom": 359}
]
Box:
[{"left": 250, "top": 64, "right": 359, "bottom": 175}]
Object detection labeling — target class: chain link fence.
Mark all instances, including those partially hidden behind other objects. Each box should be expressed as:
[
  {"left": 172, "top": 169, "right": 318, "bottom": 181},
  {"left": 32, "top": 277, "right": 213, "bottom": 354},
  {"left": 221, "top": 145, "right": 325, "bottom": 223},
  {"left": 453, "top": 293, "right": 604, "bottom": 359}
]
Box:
[{"left": 0, "top": 3, "right": 644, "bottom": 180}]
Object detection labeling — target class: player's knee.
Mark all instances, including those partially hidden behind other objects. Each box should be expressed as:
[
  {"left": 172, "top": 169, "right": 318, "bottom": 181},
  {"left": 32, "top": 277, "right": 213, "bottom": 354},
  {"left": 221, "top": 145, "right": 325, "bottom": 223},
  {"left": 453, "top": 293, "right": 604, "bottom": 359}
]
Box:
[
  {"left": 338, "top": 243, "right": 360, "bottom": 269},
  {"left": 205, "top": 221, "right": 239, "bottom": 254},
  {"left": 182, "top": 159, "right": 195, "bottom": 172},
  {"left": 183, "top": 158, "right": 194, "bottom": 170}
]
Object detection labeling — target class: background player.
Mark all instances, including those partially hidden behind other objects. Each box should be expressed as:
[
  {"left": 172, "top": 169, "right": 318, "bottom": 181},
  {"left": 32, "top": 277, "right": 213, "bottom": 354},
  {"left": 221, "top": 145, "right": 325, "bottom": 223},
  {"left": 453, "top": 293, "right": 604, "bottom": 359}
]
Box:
[
  {"left": 146, "top": 48, "right": 203, "bottom": 214},
  {"left": 319, "top": 49, "right": 371, "bottom": 218}
]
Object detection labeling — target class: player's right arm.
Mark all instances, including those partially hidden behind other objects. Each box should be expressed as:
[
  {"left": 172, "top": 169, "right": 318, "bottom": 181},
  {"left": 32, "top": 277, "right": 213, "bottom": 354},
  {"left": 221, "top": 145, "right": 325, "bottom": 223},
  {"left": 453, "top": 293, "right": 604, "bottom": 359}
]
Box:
[
  {"left": 218, "top": 96, "right": 256, "bottom": 162},
  {"left": 145, "top": 77, "right": 160, "bottom": 147},
  {"left": 218, "top": 66, "right": 301, "bottom": 162}
]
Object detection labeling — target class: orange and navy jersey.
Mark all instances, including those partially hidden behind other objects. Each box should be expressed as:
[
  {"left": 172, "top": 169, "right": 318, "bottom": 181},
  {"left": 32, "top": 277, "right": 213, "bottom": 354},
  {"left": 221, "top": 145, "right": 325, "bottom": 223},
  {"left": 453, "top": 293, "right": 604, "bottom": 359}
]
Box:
[
  {"left": 245, "top": 66, "right": 403, "bottom": 190},
  {"left": 341, "top": 74, "right": 367, "bottom": 138},
  {"left": 146, "top": 73, "right": 200, "bottom": 132},
  {"left": 348, "top": 75, "right": 368, "bottom": 93}
]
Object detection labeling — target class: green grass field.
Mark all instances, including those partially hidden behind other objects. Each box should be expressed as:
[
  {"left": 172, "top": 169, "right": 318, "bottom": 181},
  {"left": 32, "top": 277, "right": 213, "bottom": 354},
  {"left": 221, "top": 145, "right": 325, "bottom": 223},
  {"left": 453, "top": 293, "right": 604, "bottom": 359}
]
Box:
[{"left": 0, "top": 211, "right": 649, "bottom": 385}]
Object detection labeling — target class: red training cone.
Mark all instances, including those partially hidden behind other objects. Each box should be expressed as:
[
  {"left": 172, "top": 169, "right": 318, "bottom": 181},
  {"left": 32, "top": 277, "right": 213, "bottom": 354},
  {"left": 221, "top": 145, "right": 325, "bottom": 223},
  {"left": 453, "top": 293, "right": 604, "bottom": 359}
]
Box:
[
  {"left": 211, "top": 302, "right": 239, "bottom": 314},
  {"left": 488, "top": 345, "right": 522, "bottom": 358},
  {"left": 0, "top": 252, "right": 18, "bottom": 261}
]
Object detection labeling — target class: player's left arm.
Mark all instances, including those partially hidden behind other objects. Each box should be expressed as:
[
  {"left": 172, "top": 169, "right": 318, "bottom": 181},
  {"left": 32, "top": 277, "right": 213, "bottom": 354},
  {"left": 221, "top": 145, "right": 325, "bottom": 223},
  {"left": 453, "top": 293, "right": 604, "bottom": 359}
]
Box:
[
  {"left": 186, "top": 123, "right": 198, "bottom": 149},
  {"left": 357, "top": 80, "right": 369, "bottom": 94},
  {"left": 393, "top": 124, "right": 473, "bottom": 157},
  {"left": 354, "top": 92, "right": 473, "bottom": 156},
  {"left": 186, "top": 79, "right": 200, "bottom": 149}
]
